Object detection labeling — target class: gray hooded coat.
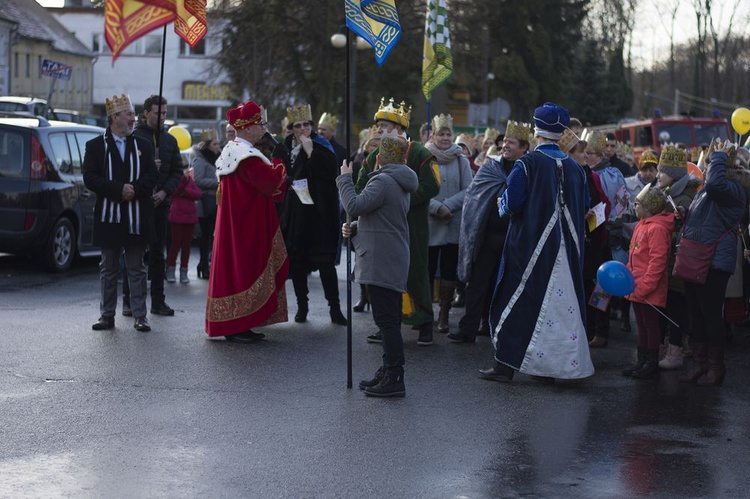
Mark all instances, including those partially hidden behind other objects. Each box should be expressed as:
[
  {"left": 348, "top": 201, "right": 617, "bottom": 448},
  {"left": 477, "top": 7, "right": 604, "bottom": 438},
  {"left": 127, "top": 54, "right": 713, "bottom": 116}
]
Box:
[{"left": 337, "top": 164, "right": 419, "bottom": 293}]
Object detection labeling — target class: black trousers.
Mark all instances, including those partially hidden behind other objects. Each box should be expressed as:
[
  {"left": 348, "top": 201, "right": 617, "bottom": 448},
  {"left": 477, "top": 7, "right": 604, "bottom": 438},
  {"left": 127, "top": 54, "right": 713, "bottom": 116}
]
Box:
[
  {"left": 123, "top": 203, "right": 168, "bottom": 306},
  {"left": 289, "top": 260, "right": 340, "bottom": 306},
  {"left": 685, "top": 269, "right": 731, "bottom": 348},
  {"left": 458, "top": 238, "right": 502, "bottom": 338},
  {"left": 369, "top": 285, "right": 405, "bottom": 378},
  {"left": 198, "top": 215, "right": 215, "bottom": 266}
]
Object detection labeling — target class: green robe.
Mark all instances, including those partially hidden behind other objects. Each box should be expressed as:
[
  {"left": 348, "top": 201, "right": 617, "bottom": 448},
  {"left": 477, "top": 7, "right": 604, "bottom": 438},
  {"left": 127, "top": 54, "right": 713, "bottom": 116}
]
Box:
[{"left": 356, "top": 141, "right": 440, "bottom": 325}]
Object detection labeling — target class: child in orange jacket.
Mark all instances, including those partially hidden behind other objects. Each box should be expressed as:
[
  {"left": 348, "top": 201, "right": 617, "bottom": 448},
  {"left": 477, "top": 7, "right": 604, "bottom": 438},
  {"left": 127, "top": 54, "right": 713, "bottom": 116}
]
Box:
[{"left": 622, "top": 185, "right": 675, "bottom": 379}]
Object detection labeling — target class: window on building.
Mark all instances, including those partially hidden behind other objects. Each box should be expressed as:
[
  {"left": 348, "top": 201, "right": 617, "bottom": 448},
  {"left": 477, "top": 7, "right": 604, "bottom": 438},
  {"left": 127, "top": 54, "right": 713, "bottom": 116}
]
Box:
[
  {"left": 38, "top": 55, "right": 42, "bottom": 79},
  {"left": 25, "top": 54, "right": 30, "bottom": 78},
  {"left": 144, "top": 34, "right": 162, "bottom": 55},
  {"left": 92, "top": 34, "right": 111, "bottom": 54},
  {"left": 179, "top": 38, "right": 206, "bottom": 56},
  {"left": 14, "top": 53, "right": 18, "bottom": 78}
]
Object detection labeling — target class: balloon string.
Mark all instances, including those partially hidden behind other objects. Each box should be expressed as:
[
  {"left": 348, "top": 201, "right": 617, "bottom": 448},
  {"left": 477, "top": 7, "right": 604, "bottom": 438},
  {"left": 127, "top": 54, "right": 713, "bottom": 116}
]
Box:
[{"left": 645, "top": 300, "right": 680, "bottom": 328}]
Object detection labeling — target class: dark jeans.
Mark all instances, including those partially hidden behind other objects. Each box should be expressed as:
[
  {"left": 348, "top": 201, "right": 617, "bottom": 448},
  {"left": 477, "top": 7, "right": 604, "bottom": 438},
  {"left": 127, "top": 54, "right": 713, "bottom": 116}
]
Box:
[
  {"left": 369, "top": 284, "right": 404, "bottom": 378},
  {"left": 123, "top": 203, "right": 168, "bottom": 306},
  {"left": 685, "top": 269, "right": 731, "bottom": 348},
  {"left": 289, "top": 260, "right": 340, "bottom": 306},
  {"left": 632, "top": 302, "right": 661, "bottom": 349},
  {"left": 458, "top": 238, "right": 501, "bottom": 338},
  {"left": 428, "top": 243, "right": 459, "bottom": 283}
]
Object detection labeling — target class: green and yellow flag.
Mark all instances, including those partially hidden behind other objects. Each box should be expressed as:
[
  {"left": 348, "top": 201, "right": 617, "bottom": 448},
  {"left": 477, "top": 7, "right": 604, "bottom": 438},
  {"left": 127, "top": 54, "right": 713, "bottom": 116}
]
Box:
[
  {"left": 422, "top": 0, "right": 453, "bottom": 101},
  {"left": 345, "top": 0, "right": 402, "bottom": 66}
]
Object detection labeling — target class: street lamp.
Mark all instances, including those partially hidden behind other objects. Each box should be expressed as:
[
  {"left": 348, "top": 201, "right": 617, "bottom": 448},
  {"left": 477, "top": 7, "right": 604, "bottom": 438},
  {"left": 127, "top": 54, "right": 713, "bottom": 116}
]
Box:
[{"left": 330, "top": 31, "right": 371, "bottom": 152}]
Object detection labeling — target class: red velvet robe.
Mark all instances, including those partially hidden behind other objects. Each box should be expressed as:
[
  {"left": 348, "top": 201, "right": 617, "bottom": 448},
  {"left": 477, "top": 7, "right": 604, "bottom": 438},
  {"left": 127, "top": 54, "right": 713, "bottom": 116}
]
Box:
[{"left": 205, "top": 154, "right": 288, "bottom": 336}]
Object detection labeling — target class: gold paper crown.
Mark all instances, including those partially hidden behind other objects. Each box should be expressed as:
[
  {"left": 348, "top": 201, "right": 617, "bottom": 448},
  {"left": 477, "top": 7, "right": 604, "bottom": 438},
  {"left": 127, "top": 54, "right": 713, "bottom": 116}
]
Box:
[
  {"left": 287, "top": 104, "right": 312, "bottom": 124},
  {"left": 318, "top": 112, "right": 338, "bottom": 128},
  {"left": 557, "top": 127, "right": 580, "bottom": 153},
  {"left": 636, "top": 184, "right": 667, "bottom": 215},
  {"left": 378, "top": 129, "right": 409, "bottom": 164},
  {"left": 431, "top": 113, "right": 453, "bottom": 133},
  {"left": 583, "top": 130, "right": 606, "bottom": 154},
  {"left": 200, "top": 129, "right": 218, "bottom": 142},
  {"left": 616, "top": 142, "right": 633, "bottom": 157},
  {"left": 374, "top": 97, "right": 412, "bottom": 128},
  {"left": 505, "top": 120, "right": 532, "bottom": 142},
  {"left": 658, "top": 145, "right": 687, "bottom": 169},
  {"left": 483, "top": 127, "right": 500, "bottom": 142},
  {"left": 639, "top": 150, "right": 658, "bottom": 168},
  {"left": 105, "top": 94, "right": 133, "bottom": 117},
  {"left": 486, "top": 145, "right": 499, "bottom": 157}
]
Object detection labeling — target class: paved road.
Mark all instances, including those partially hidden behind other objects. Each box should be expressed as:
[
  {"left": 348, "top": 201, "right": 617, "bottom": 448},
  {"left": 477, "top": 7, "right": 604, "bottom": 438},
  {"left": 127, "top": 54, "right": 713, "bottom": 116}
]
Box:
[{"left": 1, "top": 250, "right": 750, "bottom": 498}]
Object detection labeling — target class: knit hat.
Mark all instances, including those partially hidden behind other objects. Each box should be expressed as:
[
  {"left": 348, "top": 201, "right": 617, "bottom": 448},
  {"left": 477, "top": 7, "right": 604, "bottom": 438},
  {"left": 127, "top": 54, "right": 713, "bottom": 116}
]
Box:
[
  {"left": 636, "top": 184, "right": 667, "bottom": 215},
  {"left": 657, "top": 145, "right": 688, "bottom": 180},
  {"left": 533, "top": 102, "right": 569, "bottom": 140}
]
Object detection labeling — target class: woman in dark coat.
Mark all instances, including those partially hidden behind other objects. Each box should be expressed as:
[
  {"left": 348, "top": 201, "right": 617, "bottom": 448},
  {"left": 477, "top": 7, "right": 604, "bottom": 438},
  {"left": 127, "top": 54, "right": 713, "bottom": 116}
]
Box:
[
  {"left": 192, "top": 136, "right": 221, "bottom": 279},
  {"left": 679, "top": 142, "right": 749, "bottom": 386},
  {"left": 280, "top": 105, "right": 347, "bottom": 325}
]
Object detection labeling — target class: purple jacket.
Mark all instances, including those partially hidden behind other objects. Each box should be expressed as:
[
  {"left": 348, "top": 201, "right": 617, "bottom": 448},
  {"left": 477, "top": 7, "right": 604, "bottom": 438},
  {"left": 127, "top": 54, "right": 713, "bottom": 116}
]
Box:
[{"left": 168, "top": 174, "right": 202, "bottom": 224}]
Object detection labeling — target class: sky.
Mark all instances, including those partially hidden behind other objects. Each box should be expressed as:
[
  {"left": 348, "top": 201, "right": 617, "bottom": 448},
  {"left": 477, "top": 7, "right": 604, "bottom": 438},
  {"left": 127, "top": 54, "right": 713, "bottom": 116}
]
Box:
[{"left": 35, "top": 0, "right": 750, "bottom": 71}]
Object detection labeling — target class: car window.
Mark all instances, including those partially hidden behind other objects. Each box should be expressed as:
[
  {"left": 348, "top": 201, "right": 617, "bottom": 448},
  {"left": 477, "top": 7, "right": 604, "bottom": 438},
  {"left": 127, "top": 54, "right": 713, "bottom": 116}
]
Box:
[
  {"left": 0, "top": 129, "right": 26, "bottom": 176},
  {"left": 695, "top": 124, "right": 729, "bottom": 145},
  {"left": 656, "top": 124, "right": 691, "bottom": 146},
  {"left": 48, "top": 132, "right": 73, "bottom": 173},
  {"left": 0, "top": 102, "right": 25, "bottom": 113},
  {"left": 635, "top": 126, "right": 652, "bottom": 147},
  {"left": 66, "top": 133, "right": 82, "bottom": 170},
  {"left": 73, "top": 131, "right": 101, "bottom": 164}
]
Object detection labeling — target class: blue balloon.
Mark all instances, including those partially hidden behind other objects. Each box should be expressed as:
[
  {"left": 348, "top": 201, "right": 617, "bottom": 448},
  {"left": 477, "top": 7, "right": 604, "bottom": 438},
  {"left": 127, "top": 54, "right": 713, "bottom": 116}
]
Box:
[{"left": 597, "top": 260, "right": 635, "bottom": 297}]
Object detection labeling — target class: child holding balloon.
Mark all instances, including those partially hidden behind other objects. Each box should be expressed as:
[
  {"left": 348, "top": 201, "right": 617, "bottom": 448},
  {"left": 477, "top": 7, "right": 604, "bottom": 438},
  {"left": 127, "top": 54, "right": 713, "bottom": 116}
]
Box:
[{"left": 622, "top": 185, "right": 675, "bottom": 379}]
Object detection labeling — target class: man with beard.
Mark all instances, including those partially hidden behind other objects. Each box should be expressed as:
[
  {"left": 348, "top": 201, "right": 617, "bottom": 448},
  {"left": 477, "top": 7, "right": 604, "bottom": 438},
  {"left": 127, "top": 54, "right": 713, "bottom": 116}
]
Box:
[{"left": 450, "top": 120, "right": 531, "bottom": 343}]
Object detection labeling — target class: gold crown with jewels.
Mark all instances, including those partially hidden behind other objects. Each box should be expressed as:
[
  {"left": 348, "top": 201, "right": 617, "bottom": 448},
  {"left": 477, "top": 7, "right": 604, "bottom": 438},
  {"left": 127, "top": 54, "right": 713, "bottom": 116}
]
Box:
[
  {"left": 287, "top": 104, "right": 312, "bottom": 124},
  {"left": 318, "top": 112, "right": 338, "bottom": 128},
  {"left": 557, "top": 127, "right": 580, "bottom": 153},
  {"left": 505, "top": 120, "right": 532, "bottom": 142},
  {"left": 374, "top": 98, "right": 412, "bottom": 128},
  {"left": 431, "top": 113, "right": 453, "bottom": 133},
  {"left": 105, "top": 94, "right": 133, "bottom": 117},
  {"left": 659, "top": 145, "right": 687, "bottom": 169},
  {"left": 378, "top": 129, "right": 409, "bottom": 164},
  {"left": 639, "top": 149, "right": 658, "bottom": 168}
]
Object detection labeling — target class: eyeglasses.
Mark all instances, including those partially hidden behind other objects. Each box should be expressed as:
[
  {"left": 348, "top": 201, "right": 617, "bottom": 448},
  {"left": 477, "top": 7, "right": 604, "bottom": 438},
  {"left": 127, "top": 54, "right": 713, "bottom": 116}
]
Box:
[{"left": 293, "top": 122, "right": 311, "bottom": 129}]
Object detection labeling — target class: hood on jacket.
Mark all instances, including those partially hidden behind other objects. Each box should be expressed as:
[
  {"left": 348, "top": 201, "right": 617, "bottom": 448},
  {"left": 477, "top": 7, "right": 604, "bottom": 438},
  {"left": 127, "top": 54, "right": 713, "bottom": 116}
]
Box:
[
  {"left": 378, "top": 163, "right": 419, "bottom": 193},
  {"left": 642, "top": 211, "right": 675, "bottom": 232}
]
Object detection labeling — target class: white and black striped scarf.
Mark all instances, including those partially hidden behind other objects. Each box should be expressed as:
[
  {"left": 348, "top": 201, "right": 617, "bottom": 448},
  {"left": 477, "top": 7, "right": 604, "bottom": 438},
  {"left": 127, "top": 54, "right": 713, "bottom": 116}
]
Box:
[{"left": 100, "top": 134, "right": 143, "bottom": 235}]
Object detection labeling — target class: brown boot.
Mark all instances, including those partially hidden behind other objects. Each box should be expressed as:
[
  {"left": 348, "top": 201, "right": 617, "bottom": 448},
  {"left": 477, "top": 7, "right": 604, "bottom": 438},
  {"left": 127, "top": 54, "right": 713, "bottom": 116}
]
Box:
[
  {"left": 437, "top": 280, "right": 456, "bottom": 334},
  {"left": 679, "top": 342, "right": 708, "bottom": 383},
  {"left": 697, "top": 347, "right": 725, "bottom": 386}
]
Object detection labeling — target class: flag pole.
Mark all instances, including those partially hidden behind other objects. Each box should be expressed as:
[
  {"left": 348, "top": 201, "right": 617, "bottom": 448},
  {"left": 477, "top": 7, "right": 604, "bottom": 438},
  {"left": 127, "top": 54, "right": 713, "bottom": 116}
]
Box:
[
  {"left": 426, "top": 99, "right": 431, "bottom": 139},
  {"left": 155, "top": 24, "right": 168, "bottom": 151},
  {"left": 345, "top": 27, "right": 353, "bottom": 390}
]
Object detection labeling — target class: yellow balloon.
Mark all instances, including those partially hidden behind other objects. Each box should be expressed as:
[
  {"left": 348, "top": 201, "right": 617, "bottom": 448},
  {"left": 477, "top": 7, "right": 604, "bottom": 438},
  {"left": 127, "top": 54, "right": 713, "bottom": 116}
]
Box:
[
  {"left": 731, "top": 107, "right": 750, "bottom": 136},
  {"left": 168, "top": 126, "right": 192, "bottom": 151}
]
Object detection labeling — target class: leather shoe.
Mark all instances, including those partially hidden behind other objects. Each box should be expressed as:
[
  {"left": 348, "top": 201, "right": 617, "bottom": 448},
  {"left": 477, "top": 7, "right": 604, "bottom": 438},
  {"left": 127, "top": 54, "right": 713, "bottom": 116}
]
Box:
[
  {"left": 225, "top": 330, "right": 265, "bottom": 343},
  {"left": 122, "top": 302, "right": 132, "bottom": 317},
  {"left": 134, "top": 317, "right": 151, "bottom": 332},
  {"left": 92, "top": 316, "right": 115, "bottom": 331},
  {"left": 151, "top": 302, "right": 175, "bottom": 316},
  {"left": 588, "top": 336, "right": 608, "bottom": 348},
  {"left": 479, "top": 362, "right": 514, "bottom": 382}
]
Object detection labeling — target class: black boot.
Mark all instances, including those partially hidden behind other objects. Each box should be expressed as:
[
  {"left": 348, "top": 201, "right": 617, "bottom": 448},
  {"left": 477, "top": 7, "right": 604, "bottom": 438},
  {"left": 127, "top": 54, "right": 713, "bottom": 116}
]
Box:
[
  {"left": 330, "top": 304, "right": 348, "bottom": 326},
  {"left": 417, "top": 322, "right": 433, "bottom": 346},
  {"left": 479, "top": 361, "right": 515, "bottom": 382},
  {"left": 631, "top": 349, "right": 660, "bottom": 379},
  {"left": 353, "top": 284, "right": 370, "bottom": 312},
  {"left": 364, "top": 373, "right": 405, "bottom": 397},
  {"left": 295, "top": 302, "right": 308, "bottom": 323},
  {"left": 452, "top": 281, "right": 466, "bottom": 307},
  {"left": 196, "top": 260, "right": 209, "bottom": 279},
  {"left": 622, "top": 347, "right": 647, "bottom": 377},
  {"left": 358, "top": 366, "right": 384, "bottom": 390}
]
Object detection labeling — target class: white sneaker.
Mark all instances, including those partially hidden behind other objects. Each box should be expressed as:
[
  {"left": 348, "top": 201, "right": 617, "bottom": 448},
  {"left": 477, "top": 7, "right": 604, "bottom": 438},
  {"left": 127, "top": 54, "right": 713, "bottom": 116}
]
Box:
[{"left": 659, "top": 343, "right": 684, "bottom": 370}]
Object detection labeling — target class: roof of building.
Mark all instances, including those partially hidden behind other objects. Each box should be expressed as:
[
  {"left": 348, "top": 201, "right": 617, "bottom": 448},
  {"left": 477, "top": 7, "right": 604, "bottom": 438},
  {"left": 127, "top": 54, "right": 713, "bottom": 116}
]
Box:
[{"left": 1, "top": 0, "right": 92, "bottom": 57}]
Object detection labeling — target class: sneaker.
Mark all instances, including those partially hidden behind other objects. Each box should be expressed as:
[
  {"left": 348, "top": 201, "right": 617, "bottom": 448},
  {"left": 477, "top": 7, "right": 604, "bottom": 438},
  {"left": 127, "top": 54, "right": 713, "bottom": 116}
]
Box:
[
  {"left": 417, "top": 324, "right": 433, "bottom": 346},
  {"left": 364, "top": 375, "right": 405, "bottom": 397},
  {"left": 358, "top": 366, "right": 384, "bottom": 390},
  {"left": 366, "top": 332, "right": 383, "bottom": 343}
]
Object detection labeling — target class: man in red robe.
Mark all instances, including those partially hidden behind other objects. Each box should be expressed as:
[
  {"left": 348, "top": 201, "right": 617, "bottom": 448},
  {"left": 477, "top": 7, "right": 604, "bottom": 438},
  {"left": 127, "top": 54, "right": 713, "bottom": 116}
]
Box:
[{"left": 205, "top": 101, "right": 289, "bottom": 343}]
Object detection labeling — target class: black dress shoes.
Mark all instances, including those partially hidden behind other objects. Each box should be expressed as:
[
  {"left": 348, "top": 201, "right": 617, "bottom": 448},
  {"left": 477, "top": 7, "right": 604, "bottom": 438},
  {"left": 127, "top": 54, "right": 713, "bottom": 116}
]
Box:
[
  {"left": 479, "top": 362, "right": 515, "bottom": 382},
  {"left": 134, "top": 317, "right": 151, "bottom": 332},
  {"left": 151, "top": 302, "right": 175, "bottom": 316},
  {"left": 92, "top": 316, "right": 115, "bottom": 331},
  {"left": 447, "top": 330, "right": 476, "bottom": 343},
  {"left": 225, "top": 331, "right": 265, "bottom": 343}
]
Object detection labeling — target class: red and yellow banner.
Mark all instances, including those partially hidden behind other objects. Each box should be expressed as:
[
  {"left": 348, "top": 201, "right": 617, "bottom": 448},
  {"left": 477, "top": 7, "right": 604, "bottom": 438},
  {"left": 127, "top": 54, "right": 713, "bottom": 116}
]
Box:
[{"left": 105, "top": 0, "right": 207, "bottom": 63}]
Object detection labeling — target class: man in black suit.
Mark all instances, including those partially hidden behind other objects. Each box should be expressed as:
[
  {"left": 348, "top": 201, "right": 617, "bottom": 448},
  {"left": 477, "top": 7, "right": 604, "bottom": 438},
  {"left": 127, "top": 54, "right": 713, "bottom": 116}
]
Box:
[{"left": 83, "top": 94, "right": 157, "bottom": 332}]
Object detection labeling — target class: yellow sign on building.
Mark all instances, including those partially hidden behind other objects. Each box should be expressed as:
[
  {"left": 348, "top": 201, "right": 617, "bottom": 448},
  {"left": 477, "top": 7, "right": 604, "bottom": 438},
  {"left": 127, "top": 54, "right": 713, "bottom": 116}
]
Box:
[{"left": 182, "top": 82, "right": 230, "bottom": 101}]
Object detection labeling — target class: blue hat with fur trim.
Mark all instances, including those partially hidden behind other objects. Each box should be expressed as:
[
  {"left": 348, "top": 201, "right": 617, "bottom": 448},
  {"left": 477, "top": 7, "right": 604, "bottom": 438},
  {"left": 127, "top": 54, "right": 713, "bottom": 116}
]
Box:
[{"left": 533, "top": 102, "right": 570, "bottom": 140}]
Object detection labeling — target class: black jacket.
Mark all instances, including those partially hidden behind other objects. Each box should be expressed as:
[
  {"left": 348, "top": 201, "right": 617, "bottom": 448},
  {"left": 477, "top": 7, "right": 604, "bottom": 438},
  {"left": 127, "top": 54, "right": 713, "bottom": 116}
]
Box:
[
  {"left": 133, "top": 121, "right": 184, "bottom": 200},
  {"left": 82, "top": 130, "right": 158, "bottom": 247}
]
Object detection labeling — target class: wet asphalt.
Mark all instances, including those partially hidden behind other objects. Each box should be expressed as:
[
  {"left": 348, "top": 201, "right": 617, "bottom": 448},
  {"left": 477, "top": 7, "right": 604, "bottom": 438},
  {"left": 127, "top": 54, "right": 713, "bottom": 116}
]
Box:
[{"left": 1, "top": 250, "right": 749, "bottom": 498}]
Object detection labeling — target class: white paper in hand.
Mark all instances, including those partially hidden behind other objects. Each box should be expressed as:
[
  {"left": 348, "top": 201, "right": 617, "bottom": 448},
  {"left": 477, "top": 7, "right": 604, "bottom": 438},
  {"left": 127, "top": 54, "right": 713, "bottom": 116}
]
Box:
[{"left": 292, "top": 179, "right": 314, "bottom": 205}]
